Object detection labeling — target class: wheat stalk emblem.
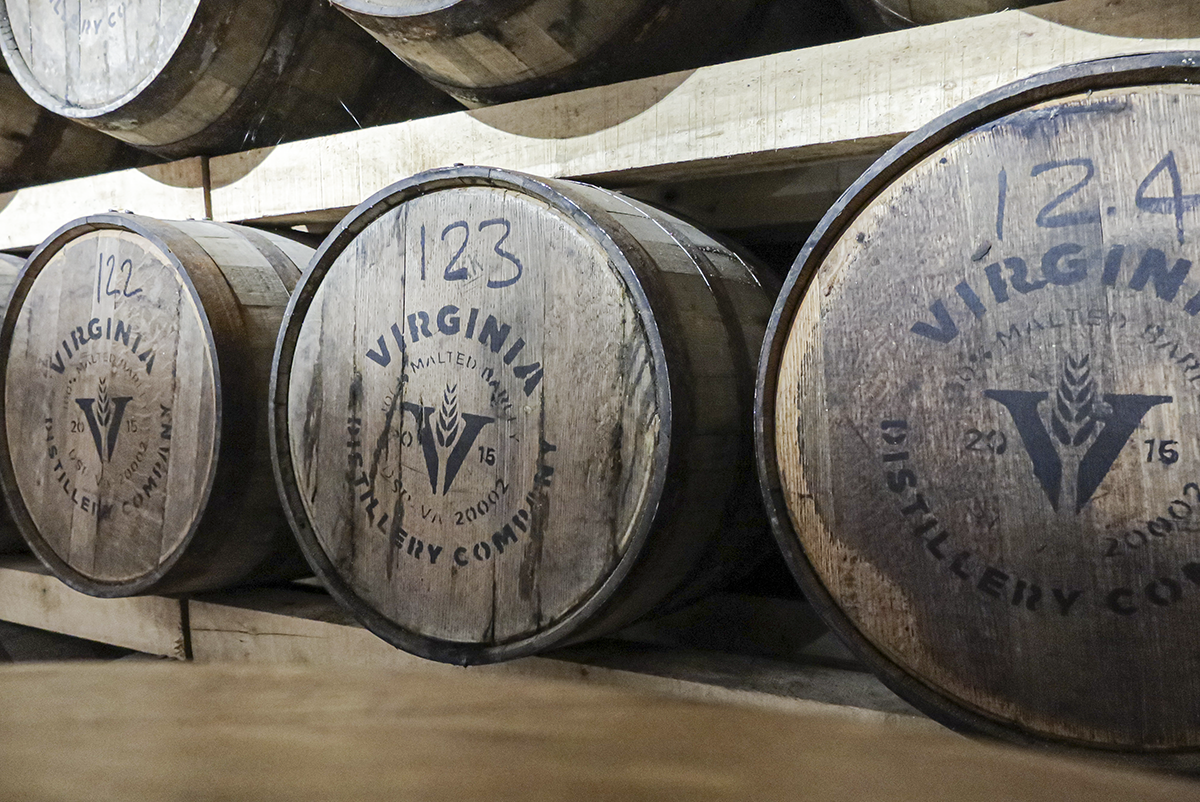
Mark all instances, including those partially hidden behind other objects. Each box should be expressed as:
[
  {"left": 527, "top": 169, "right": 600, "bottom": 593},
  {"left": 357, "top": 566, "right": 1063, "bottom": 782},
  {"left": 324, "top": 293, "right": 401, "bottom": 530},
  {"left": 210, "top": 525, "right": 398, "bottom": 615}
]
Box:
[
  {"left": 436, "top": 384, "right": 460, "bottom": 449},
  {"left": 95, "top": 378, "right": 113, "bottom": 427},
  {"left": 1051, "top": 355, "right": 1099, "bottom": 447}
]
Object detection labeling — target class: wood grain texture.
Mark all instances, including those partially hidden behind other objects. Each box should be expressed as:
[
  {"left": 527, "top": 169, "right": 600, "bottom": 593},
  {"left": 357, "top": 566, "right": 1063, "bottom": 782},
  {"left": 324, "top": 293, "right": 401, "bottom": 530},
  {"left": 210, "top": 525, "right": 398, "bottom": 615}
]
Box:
[
  {"left": 0, "top": 252, "right": 21, "bottom": 552},
  {"left": 0, "top": 661, "right": 1197, "bottom": 802},
  {"left": 845, "top": 0, "right": 1039, "bottom": 28},
  {"left": 0, "top": 60, "right": 144, "bottom": 192},
  {"left": 273, "top": 167, "right": 773, "bottom": 663},
  {"left": 209, "top": 0, "right": 1200, "bottom": 228},
  {"left": 760, "top": 54, "right": 1200, "bottom": 761},
  {"left": 0, "top": 0, "right": 457, "bottom": 158},
  {"left": 0, "top": 215, "right": 310, "bottom": 595},
  {"left": 0, "top": 555, "right": 185, "bottom": 656},
  {"left": 333, "top": 0, "right": 764, "bottom": 107},
  {"left": 0, "top": 159, "right": 206, "bottom": 251},
  {"left": 187, "top": 586, "right": 921, "bottom": 718}
]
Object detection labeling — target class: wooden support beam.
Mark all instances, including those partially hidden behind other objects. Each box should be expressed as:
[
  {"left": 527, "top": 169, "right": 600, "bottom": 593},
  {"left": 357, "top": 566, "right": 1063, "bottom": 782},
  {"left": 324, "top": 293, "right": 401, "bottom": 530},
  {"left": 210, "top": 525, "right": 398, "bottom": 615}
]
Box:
[
  {"left": 187, "top": 587, "right": 921, "bottom": 719},
  {"left": 207, "top": 0, "right": 1200, "bottom": 227},
  {"left": 0, "top": 160, "right": 207, "bottom": 250},
  {"left": 0, "top": 557, "right": 187, "bottom": 658}
]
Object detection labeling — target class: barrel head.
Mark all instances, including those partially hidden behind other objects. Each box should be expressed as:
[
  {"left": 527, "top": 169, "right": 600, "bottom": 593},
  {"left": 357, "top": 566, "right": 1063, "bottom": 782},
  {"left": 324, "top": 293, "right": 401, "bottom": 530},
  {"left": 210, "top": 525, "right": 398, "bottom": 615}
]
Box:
[
  {"left": 275, "top": 168, "right": 669, "bottom": 662},
  {"left": 1, "top": 0, "right": 200, "bottom": 114},
  {"left": 762, "top": 53, "right": 1200, "bottom": 758},
  {"left": 2, "top": 221, "right": 219, "bottom": 592}
]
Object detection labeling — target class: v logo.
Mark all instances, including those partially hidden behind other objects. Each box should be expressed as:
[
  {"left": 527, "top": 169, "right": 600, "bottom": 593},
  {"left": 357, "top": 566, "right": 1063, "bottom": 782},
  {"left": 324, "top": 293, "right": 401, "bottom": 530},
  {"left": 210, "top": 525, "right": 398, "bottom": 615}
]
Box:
[
  {"left": 75, "top": 395, "right": 133, "bottom": 462},
  {"left": 986, "top": 390, "right": 1171, "bottom": 513},
  {"left": 401, "top": 400, "right": 496, "bottom": 496}
]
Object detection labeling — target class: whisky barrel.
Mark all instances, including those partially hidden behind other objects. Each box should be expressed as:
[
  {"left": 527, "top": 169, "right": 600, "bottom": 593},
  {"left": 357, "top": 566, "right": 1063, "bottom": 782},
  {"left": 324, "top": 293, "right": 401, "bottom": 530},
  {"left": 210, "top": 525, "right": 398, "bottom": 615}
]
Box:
[
  {"left": 329, "top": 0, "right": 765, "bottom": 107},
  {"left": 0, "top": 61, "right": 143, "bottom": 191},
  {"left": 842, "top": 0, "right": 1036, "bottom": 29},
  {"left": 0, "top": 252, "right": 20, "bottom": 552},
  {"left": 0, "top": 214, "right": 313, "bottom": 596},
  {"left": 757, "top": 52, "right": 1200, "bottom": 765},
  {"left": 273, "top": 166, "right": 775, "bottom": 664},
  {"left": 0, "top": 0, "right": 455, "bottom": 159}
]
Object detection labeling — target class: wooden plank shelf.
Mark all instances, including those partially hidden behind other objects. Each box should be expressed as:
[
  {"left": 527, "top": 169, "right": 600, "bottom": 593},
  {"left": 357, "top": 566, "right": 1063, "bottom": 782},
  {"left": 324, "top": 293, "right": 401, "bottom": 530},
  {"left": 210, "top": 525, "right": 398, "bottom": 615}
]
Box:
[
  {"left": 3, "top": 0, "right": 1199, "bottom": 251},
  {"left": 205, "top": 0, "right": 1200, "bottom": 229},
  {"left": 1, "top": 0, "right": 1198, "bottom": 750},
  {"left": 0, "top": 557, "right": 187, "bottom": 658},
  {"left": 0, "top": 555, "right": 922, "bottom": 721}
]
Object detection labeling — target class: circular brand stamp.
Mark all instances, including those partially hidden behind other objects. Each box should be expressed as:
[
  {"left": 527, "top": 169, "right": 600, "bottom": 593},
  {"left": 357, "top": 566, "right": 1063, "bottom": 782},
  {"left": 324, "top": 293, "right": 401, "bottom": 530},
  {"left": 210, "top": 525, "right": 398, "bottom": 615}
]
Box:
[
  {"left": 6, "top": 228, "right": 217, "bottom": 583},
  {"left": 286, "top": 182, "right": 662, "bottom": 647},
  {"left": 773, "top": 82, "right": 1200, "bottom": 749}
]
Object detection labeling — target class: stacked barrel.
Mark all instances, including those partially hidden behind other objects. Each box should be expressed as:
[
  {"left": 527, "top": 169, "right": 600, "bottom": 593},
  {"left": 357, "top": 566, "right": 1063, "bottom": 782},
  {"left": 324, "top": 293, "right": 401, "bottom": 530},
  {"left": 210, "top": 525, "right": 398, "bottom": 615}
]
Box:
[
  {"left": 4, "top": 0, "right": 1200, "bottom": 777},
  {"left": 0, "top": 216, "right": 312, "bottom": 594},
  {"left": 0, "top": 59, "right": 144, "bottom": 191},
  {"left": 271, "top": 167, "right": 775, "bottom": 663},
  {"left": 757, "top": 52, "right": 1200, "bottom": 764}
]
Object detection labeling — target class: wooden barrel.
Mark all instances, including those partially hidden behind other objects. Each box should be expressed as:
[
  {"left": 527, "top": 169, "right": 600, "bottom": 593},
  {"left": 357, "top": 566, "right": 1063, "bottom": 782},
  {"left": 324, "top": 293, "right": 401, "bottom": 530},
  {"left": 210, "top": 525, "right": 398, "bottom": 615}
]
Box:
[
  {"left": 0, "top": 214, "right": 313, "bottom": 596},
  {"left": 757, "top": 52, "right": 1200, "bottom": 765},
  {"left": 273, "top": 166, "right": 775, "bottom": 664},
  {"left": 0, "top": 252, "right": 20, "bottom": 552},
  {"left": 329, "top": 0, "right": 766, "bottom": 107},
  {"left": 0, "top": 0, "right": 457, "bottom": 159},
  {"left": 0, "top": 61, "right": 144, "bottom": 191}
]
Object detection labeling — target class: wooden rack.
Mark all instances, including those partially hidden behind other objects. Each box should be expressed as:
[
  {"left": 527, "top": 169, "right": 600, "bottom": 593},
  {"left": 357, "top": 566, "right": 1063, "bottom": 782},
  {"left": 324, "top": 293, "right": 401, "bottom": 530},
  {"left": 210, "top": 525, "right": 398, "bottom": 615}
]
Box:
[{"left": 1, "top": 0, "right": 1199, "bottom": 733}]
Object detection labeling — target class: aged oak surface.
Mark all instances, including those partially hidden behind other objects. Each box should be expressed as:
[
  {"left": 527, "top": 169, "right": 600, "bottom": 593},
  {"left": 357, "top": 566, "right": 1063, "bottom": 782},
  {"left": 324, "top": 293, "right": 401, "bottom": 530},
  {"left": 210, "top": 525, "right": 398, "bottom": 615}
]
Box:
[
  {"left": 0, "top": 60, "right": 142, "bottom": 191},
  {"left": 0, "top": 252, "right": 19, "bottom": 551},
  {"left": 0, "top": 0, "right": 455, "bottom": 157},
  {"left": 274, "top": 166, "right": 773, "bottom": 663},
  {"left": 759, "top": 53, "right": 1200, "bottom": 762},
  {"left": 331, "top": 0, "right": 764, "bottom": 106},
  {"left": 845, "top": 0, "right": 1037, "bottom": 28},
  {"left": 1, "top": 215, "right": 311, "bottom": 595},
  {"left": 3, "top": 661, "right": 1199, "bottom": 802}
]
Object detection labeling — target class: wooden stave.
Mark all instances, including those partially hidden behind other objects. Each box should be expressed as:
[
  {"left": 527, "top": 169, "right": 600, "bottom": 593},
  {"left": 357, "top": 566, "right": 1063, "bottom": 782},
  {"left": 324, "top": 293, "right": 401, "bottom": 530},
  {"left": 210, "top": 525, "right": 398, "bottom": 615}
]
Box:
[
  {"left": 0, "top": 0, "right": 457, "bottom": 159},
  {"left": 752, "top": 51, "right": 1200, "bottom": 768},
  {"left": 331, "top": 0, "right": 766, "bottom": 107},
  {"left": 0, "top": 252, "right": 20, "bottom": 553},
  {"left": 5, "top": 661, "right": 1200, "bottom": 802},
  {"left": 841, "top": 0, "right": 1039, "bottom": 30},
  {"left": 0, "top": 62, "right": 145, "bottom": 191},
  {"left": 0, "top": 214, "right": 310, "bottom": 596},
  {"left": 270, "top": 166, "right": 775, "bottom": 664}
]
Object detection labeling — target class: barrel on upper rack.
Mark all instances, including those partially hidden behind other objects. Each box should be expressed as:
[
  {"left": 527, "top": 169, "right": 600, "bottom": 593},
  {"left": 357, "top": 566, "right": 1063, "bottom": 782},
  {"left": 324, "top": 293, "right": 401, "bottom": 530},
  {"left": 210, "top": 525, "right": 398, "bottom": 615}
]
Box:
[
  {"left": 272, "top": 166, "right": 775, "bottom": 664},
  {"left": 842, "top": 0, "right": 1036, "bottom": 29},
  {"left": 0, "top": 214, "right": 313, "bottom": 596},
  {"left": 329, "top": 0, "right": 766, "bottom": 107},
  {"left": 0, "top": 252, "right": 20, "bottom": 552},
  {"left": 756, "top": 52, "right": 1200, "bottom": 766},
  {"left": 0, "top": 0, "right": 457, "bottom": 159},
  {"left": 0, "top": 61, "right": 143, "bottom": 191}
]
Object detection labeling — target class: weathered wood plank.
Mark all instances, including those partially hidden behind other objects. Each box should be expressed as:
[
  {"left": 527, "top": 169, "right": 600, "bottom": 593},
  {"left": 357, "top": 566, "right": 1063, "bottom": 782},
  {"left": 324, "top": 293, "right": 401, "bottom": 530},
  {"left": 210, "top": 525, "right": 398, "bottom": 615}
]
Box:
[
  {"left": 210, "top": 0, "right": 1200, "bottom": 227},
  {"left": 760, "top": 51, "right": 1200, "bottom": 764},
  {"left": 0, "top": 556, "right": 186, "bottom": 657},
  {"left": 187, "top": 586, "right": 924, "bottom": 719},
  {"left": 3, "top": 661, "right": 1196, "bottom": 802},
  {"left": 0, "top": 160, "right": 206, "bottom": 251}
]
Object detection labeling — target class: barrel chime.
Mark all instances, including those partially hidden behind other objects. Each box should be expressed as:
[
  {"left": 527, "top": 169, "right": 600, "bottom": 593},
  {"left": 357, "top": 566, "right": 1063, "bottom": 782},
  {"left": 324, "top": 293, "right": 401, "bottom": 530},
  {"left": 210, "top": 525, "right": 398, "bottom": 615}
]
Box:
[{"left": 758, "top": 52, "right": 1200, "bottom": 765}]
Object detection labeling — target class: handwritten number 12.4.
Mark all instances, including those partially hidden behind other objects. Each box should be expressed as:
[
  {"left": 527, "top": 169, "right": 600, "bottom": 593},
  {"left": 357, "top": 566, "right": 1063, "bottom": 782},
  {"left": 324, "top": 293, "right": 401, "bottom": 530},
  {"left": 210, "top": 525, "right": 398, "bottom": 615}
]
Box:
[{"left": 996, "top": 152, "right": 1200, "bottom": 244}]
